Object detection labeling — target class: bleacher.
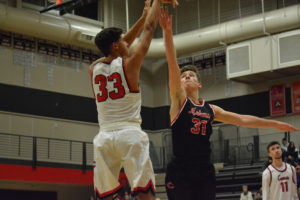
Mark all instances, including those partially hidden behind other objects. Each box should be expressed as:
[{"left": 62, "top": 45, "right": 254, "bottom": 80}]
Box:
[
  {"left": 216, "top": 162, "right": 263, "bottom": 199},
  {"left": 154, "top": 162, "right": 264, "bottom": 200}
]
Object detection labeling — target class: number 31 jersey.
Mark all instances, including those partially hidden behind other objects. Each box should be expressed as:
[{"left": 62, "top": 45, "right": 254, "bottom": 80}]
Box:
[
  {"left": 91, "top": 57, "right": 142, "bottom": 130},
  {"left": 171, "top": 97, "right": 215, "bottom": 163}
]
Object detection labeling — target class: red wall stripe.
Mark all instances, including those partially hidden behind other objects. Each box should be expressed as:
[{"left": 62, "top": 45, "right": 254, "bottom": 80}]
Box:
[{"left": 0, "top": 164, "right": 93, "bottom": 185}]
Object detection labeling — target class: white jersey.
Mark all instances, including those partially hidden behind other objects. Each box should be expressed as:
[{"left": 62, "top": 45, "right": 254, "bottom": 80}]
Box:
[
  {"left": 91, "top": 57, "right": 141, "bottom": 131},
  {"left": 262, "top": 162, "right": 298, "bottom": 200}
]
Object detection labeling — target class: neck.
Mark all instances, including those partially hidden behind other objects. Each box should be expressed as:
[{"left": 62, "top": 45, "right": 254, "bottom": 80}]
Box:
[
  {"left": 105, "top": 55, "right": 118, "bottom": 61},
  {"left": 272, "top": 159, "right": 283, "bottom": 168},
  {"left": 186, "top": 90, "right": 200, "bottom": 104}
]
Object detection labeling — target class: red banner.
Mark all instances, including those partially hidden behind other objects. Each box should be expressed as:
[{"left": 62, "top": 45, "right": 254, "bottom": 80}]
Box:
[
  {"left": 270, "top": 85, "right": 286, "bottom": 117},
  {"left": 292, "top": 81, "right": 300, "bottom": 113}
]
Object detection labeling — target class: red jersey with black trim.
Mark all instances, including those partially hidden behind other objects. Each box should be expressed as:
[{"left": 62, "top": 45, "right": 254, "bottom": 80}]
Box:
[{"left": 171, "top": 97, "right": 215, "bottom": 163}]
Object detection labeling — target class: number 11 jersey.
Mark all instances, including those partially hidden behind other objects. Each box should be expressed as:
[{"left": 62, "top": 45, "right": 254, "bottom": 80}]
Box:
[
  {"left": 91, "top": 57, "right": 142, "bottom": 131},
  {"left": 262, "top": 162, "right": 298, "bottom": 200}
]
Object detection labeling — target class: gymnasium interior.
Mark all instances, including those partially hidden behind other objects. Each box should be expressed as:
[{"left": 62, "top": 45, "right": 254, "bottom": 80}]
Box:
[{"left": 0, "top": 0, "right": 300, "bottom": 199}]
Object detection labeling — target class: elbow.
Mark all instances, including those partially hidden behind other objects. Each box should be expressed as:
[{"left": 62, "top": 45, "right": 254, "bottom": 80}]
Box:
[{"left": 144, "top": 21, "right": 156, "bottom": 33}]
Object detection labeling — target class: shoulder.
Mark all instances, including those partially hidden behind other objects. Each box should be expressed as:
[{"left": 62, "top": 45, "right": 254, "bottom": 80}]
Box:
[
  {"left": 207, "top": 103, "right": 216, "bottom": 114},
  {"left": 287, "top": 163, "right": 296, "bottom": 171},
  {"left": 263, "top": 167, "right": 271, "bottom": 176},
  {"left": 89, "top": 58, "right": 104, "bottom": 74}
]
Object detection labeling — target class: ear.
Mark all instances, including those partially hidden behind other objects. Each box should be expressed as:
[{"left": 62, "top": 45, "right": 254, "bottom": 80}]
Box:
[
  {"left": 198, "top": 82, "right": 202, "bottom": 89},
  {"left": 112, "top": 42, "right": 119, "bottom": 51}
]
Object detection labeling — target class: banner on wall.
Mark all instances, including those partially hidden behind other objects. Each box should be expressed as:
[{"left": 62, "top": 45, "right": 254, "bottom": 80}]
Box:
[
  {"left": 14, "top": 34, "right": 35, "bottom": 52},
  {"left": 292, "top": 81, "right": 300, "bottom": 114},
  {"left": 270, "top": 85, "right": 286, "bottom": 117}
]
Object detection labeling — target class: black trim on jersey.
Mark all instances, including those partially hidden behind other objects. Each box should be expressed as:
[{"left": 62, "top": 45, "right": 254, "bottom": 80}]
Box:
[{"left": 122, "top": 58, "right": 140, "bottom": 93}]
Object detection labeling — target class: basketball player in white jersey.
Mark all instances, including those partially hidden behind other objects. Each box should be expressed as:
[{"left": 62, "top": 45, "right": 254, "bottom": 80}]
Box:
[
  {"left": 262, "top": 141, "right": 298, "bottom": 200},
  {"left": 89, "top": 0, "right": 178, "bottom": 200}
]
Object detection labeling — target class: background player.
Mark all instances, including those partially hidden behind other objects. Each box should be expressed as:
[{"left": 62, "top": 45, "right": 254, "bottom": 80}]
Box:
[
  {"left": 89, "top": 0, "right": 178, "bottom": 199},
  {"left": 159, "top": 8, "right": 297, "bottom": 200},
  {"left": 262, "top": 141, "right": 298, "bottom": 200}
]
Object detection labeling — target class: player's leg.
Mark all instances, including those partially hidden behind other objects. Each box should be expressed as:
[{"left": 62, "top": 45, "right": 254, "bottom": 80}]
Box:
[
  {"left": 173, "top": 178, "right": 192, "bottom": 200},
  {"left": 135, "top": 191, "right": 154, "bottom": 200},
  {"left": 94, "top": 132, "right": 123, "bottom": 200},
  {"left": 118, "top": 128, "right": 155, "bottom": 200},
  {"left": 165, "top": 162, "right": 176, "bottom": 200},
  {"left": 190, "top": 164, "right": 216, "bottom": 200}
]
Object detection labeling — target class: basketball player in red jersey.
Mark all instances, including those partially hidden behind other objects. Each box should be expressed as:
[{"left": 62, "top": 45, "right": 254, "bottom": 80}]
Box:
[
  {"left": 159, "top": 8, "right": 297, "bottom": 199},
  {"left": 89, "top": 1, "right": 178, "bottom": 200}
]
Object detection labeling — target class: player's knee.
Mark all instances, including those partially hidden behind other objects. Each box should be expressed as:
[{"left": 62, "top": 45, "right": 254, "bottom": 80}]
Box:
[{"left": 135, "top": 191, "right": 154, "bottom": 200}]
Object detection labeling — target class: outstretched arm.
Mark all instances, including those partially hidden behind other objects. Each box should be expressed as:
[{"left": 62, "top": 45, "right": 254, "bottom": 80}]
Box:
[
  {"left": 160, "top": 7, "right": 186, "bottom": 121},
  {"left": 123, "top": 0, "right": 178, "bottom": 47},
  {"left": 213, "top": 105, "right": 297, "bottom": 132},
  {"left": 123, "top": 0, "right": 151, "bottom": 47},
  {"left": 124, "top": 0, "right": 168, "bottom": 91}
]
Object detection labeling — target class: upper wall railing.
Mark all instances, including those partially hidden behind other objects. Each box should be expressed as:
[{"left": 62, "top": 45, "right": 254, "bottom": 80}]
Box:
[
  {"left": 1, "top": 129, "right": 299, "bottom": 172},
  {"left": 0, "top": 132, "right": 93, "bottom": 171}
]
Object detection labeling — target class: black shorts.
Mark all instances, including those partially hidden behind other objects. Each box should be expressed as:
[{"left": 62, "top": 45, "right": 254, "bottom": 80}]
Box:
[{"left": 165, "top": 160, "right": 216, "bottom": 200}]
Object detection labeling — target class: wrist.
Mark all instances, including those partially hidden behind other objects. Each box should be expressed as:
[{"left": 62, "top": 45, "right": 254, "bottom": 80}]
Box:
[{"left": 164, "top": 29, "right": 173, "bottom": 35}]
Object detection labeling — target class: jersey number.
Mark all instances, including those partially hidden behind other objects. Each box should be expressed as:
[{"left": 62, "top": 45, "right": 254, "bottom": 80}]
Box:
[
  {"left": 191, "top": 118, "right": 207, "bottom": 135},
  {"left": 94, "top": 73, "right": 125, "bottom": 102},
  {"left": 280, "top": 182, "right": 288, "bottom": 192}
]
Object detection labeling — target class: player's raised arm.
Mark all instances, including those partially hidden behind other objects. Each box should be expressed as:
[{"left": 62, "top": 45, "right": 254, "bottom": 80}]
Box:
[
  {"left": 213, "top": 105, "right": 297, "bottom": 132},
  {"left": 162, "top": 0, "right": 179, "bottom": 8},
  {"left": 159, "top": 7, "right": 185, "bottom": 100},
  {"left": 124, "top": 0, "right": 171, "bottom": 92},
  {"left": 123, "top": 0, "right": 151, "bottom": 47}
]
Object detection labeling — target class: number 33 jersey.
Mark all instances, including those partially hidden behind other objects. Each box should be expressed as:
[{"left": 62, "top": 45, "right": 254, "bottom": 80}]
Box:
[
  {"left": 170, "top": 97, "right": 215, "bottom": 162},
  {"left": 262, "top": 163, "right": 298, "bottom": 200},
  {"left": 91, "top": 57, "right": 142, "bottom": 130}
]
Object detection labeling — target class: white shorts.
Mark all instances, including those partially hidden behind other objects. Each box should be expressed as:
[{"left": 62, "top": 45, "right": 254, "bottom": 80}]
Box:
[{"left": 93, "top": 127, "right": 155, "bottom": 199}]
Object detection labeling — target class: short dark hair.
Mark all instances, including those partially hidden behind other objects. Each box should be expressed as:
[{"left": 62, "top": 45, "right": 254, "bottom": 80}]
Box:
[
  {"left": 180, "top": 65, "right": 201, "bottom": 81},
  {"left": 94, "top": 27, "right": 123, "bottom": 57},
  {"left": 282, "top": 138, "right": 287, "bottom": 142},
  {"left": 267, "top": 141, "right": 280, "bottom": 152}
]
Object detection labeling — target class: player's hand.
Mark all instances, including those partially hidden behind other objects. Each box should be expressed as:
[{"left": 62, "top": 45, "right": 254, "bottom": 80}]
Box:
[
  {"left": 276, "top": 122, "right": 298, "bottom": 132},
  {"left": 161, "top": 0, "right": 179, "bottom": 8},
  {"left": 141, "top": 0, "right": 151, "bottom": 19},
  {"left": 159, "top": 7, "right": 172, "bottom": 32}
]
